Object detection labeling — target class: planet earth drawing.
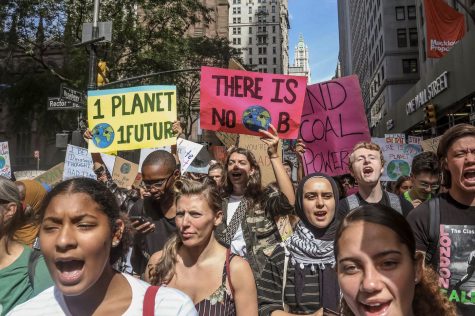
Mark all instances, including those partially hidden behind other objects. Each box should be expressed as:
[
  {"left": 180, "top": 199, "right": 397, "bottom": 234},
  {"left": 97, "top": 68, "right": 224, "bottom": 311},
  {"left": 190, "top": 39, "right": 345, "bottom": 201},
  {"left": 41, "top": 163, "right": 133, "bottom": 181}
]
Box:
[
  {"left": 91, "top": 123, "right": 114, "bottom": 149},
  {"left": 120, "top": 163, "right": 131, "bottom": 174},
  {"left": 387, "top": 160, "right": 410, "bottom": 180},
  {"left": 242, "top": 105, "right": 272, "bottom": 132},
  {"left": 0, "top": 156, "right": 5, "bottom": 169}
]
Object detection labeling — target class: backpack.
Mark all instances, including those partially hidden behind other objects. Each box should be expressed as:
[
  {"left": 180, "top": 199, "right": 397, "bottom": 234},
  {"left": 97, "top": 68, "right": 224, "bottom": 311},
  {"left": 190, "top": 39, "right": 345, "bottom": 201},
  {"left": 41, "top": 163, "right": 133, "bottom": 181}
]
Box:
[{"left": 345, "top": 191, "right": 402, "bottom": 214}]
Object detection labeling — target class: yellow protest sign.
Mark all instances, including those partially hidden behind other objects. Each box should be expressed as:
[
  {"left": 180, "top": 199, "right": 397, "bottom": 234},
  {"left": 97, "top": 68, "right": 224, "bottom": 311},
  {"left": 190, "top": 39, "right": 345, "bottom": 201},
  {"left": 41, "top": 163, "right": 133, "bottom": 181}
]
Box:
[{"left": 87, "top": 85, "right": 177, "bottom": 153}]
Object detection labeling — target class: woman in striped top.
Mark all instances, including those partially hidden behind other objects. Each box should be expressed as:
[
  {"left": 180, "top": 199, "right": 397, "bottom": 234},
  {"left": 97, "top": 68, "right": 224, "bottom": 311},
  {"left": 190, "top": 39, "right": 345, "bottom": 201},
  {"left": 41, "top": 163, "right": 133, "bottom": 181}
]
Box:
[
  {"left": 146, "top": 178, "right": 258, "bottom": 316},
  {"left": 258, "top": 173, "right": 341, "bottom": 315}
]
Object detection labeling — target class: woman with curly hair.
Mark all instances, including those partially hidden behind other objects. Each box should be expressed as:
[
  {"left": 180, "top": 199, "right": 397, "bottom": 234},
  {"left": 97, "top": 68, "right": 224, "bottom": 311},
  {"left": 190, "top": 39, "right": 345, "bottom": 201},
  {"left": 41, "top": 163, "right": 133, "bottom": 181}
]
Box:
[
  {"left": 334, "top": 204, "right": 456, "bottom": 316},
  {"left": 9, "top": 178, "right": 196, "bottom": 315}
]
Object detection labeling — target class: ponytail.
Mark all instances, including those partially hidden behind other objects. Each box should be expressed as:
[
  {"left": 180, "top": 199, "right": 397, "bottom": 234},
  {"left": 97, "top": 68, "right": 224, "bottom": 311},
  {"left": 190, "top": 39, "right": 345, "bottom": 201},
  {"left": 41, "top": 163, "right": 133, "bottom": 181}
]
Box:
[{"left": 148, "top": 234, "right": 183, "bottom": 285}]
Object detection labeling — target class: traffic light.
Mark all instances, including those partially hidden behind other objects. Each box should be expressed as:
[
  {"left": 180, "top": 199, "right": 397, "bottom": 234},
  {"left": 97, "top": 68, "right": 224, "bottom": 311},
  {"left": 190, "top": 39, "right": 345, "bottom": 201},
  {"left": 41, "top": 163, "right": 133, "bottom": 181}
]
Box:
[
  {"left": 97, "top": 60, "right": 109, "bottom": 86},
  {"left": 424, "top": 103, "right": 437, "bottom": 127}
]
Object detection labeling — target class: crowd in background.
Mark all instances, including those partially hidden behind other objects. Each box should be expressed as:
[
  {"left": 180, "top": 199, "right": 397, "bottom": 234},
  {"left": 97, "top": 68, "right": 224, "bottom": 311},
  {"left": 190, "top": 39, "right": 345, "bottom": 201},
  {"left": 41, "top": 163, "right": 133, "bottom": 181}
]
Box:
[{"left": 2, "top": 123, "right": 475, "bottom": 315}]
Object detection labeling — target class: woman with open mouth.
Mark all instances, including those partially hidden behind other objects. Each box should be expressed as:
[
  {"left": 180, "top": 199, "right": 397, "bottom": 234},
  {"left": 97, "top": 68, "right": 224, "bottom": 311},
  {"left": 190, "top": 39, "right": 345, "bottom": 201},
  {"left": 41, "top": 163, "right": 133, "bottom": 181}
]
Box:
[
  {"left": 258, "top": 173, "right": 341, "bottom": 315},
  {"left": 146, "top": 178, "right": 258, "bottom": 316},
  {"left": 8, "top": 178, "right": 197, "bottom": 316},
  {"left": 334, "top": 204, "right": 456, "bottom": 316}
]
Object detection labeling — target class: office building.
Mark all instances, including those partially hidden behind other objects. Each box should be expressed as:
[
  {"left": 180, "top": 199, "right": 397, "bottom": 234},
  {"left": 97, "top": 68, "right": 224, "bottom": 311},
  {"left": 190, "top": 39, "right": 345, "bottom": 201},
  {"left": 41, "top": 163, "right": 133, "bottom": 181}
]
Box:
[{"left": 288, "top": 34, "right": 311, "bottom": 83}]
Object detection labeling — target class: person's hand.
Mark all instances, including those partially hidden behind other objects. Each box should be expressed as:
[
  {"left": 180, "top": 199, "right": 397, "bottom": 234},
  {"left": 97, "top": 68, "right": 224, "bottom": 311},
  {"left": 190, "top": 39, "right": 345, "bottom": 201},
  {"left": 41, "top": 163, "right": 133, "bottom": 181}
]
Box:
[
  {"left": 412, "top": 199, "right": 422, "bottom": 208},
  {"left": 259, "top": 124, "right": 280, "bottom": 158},
  {"left": 132, "top": 220, "right": 155, "bottom": 235},
  {"left": 294, "top": 138, "right": 306, "bottom": 158},
  {"left": 172, "top": 120, "right": 183, "bottom": 136},
  {"left": 83, "top": 128, "right": 92, "bottom": 140}
]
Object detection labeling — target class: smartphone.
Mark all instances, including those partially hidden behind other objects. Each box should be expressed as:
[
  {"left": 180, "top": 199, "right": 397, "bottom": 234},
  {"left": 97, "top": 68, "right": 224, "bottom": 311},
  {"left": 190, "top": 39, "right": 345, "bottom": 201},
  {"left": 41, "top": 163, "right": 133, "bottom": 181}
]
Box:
[{"left": 129, "top": 215, "right": 148, "bottom": 225}]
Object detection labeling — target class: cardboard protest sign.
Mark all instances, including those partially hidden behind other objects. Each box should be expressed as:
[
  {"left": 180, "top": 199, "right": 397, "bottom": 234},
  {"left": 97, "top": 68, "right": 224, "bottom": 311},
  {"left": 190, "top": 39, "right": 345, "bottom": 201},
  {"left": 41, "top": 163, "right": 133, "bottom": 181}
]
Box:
[
  {"left": 421, "top": 135, "right": 442, "bottom": 153},
  {"left": 408, "top": 135, "right": 423, "bottom": 145},
  {"left": 138, "top": 146, "right": 171, "bottom": 172},
  {"left": 34, "top": 163, "right": 64, "bottom": 189},
  {"left": 200, "top": 66, "right": 307, "bottom": 139},
  {"left": 186, "top": 148, "right": 212, "bottom": 175},
  {"left": 63, "top": 144, "right": 96, "bottom": 180},
  {"left": 372, "top": 138, "right": 422, "bottom": 181},
  {"left": 0, "top": 142, "right": 11, "bottom": 178},
  {"left": 14, "top": 170, "right": 45, "bottom": 180},
  {"left": 177, "top": 139, "right": 204, "bottom": 175},
  {"left": 239, "top": 134, "right": 282, "bottom": 186},
  {"left": 112, "top": 156, "right": 139, "bottom": 188},
  {"left": 87, "top": 85, "right": 177, "bottom": 153},
  {"left": 215, "top": 131, "right": 239, "bottom": 148},
  {"left": 300, "top": 76, "right": 371, "bottom": 176},
  {"left": 384, "top": 133, "right": 406, "bottom": 144}
]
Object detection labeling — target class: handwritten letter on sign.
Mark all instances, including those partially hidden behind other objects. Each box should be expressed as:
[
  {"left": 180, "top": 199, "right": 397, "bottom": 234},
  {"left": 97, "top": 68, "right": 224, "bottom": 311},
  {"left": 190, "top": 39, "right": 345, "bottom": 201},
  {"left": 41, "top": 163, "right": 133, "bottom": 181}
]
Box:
[
  {"left": 0, "top": 142, "right": 11, "bottom": 178},
  {"left": 87, "top": 85, "right": 177, "bottom": 153},
  {"left": 299, "top": 75, "right": 371, "bottom": 176},
  {"left": 200, "top": 66, "right": 307, "bottom": 139},
  {"left": 177, "top": 139, "right": 204, "bottom": 175},
  {"left": 63, "top": 145, "right": 96, "bottom": 180}
]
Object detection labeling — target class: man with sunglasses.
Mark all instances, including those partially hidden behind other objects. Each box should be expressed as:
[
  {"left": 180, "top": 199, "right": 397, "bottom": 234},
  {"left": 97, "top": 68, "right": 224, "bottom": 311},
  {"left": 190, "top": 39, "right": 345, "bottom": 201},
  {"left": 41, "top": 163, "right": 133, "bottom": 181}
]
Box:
[
  {"left": 403, "top": 151, "right": 440, "bottom": 210},
  {"left": 129, "top": 149, "right": 180, "bottom": 276}
]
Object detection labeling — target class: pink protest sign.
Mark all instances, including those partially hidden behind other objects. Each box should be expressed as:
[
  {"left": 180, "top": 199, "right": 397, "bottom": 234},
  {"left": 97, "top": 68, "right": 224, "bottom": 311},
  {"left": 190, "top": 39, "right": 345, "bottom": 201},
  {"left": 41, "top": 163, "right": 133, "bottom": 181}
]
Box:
[
  {"left": 200, "top": 66, "right": 307, "bottom": 139},
  {"left": 299, "top": 75, "right": 371, "bottom": 176}
]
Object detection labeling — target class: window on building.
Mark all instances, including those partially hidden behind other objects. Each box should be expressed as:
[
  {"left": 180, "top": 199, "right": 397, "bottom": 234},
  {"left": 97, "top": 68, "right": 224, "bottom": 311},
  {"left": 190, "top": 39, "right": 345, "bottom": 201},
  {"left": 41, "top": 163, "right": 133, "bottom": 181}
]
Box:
[
  {"left": 273, "top": 46, "right": 276, "bottom": 54},
  {"left": 407, "top": 6, "right": 416, "bottom": 19},
  {"left": 263, "top": 58, "right": 267, "bottom": 64},
  {"left": 249, "top": 37, "right": 252, "bottom": 44},
  {"left": 395, "top": 6, "right": 405, "bottom": 20},
  {"left": 259, "top": 58, "right": 262, "bottom": 64},
  {"left": 249, "top": 26, "right": 252, "bottom": 34},
  {"left": 272, "top": 6, "right": 276, "bottom": 13},
  {"left": 273, "top": 57, "right": 277, "bottom": 64},
  {"left": 272, "top": 25, "right": 276, "bottom": 33},
  {"left": 249, "top": 7, "right": 252, "bottom": 14},
  {"left": 422, "top": 38, "right": 426, "bottom": 61},
  {"left": 237, "top": 38, "right": 241, "bottom": 44},
  {"left": 381, "top": 66, "right": 385, "bottom": 79},
  {"left": 272, "top": 15, "right": 276, "bottom": 22},
  {"left": 402, "top": 59, "right": 418, "bottom": 73},
  {"left": 237, "top": 7, "right": 241, "bottom": 14},
  {"left": 409, "top": 28, "right": 418, "bottom": 46},
  {"left": 238, "top": 18, "right": 241, "bottom": 23},
  {"left": 419, "top": 4, "right": 424, "bottom": 26},
  {"left": 273, "top": 36, "right": 276, "bottom": 43},
  {"left": 233, "top": 7, "right": 236, "bottom": 14},
  {"left": 249, "top": 17, "right": 252, "bottom": 23},
  {"left": 397, "top": 28, "right": 407, "bottom": 47},
  {"left": 249, "top": 58, "right": 252, "bottom": 64},
  {"left": 263, "top": 69, "right": 267, "bottom": 73},
  {"left": 233, "top": 18, "right": 236, "bottom": 24},
  {"left": 273, "top": 68, "right": 277, "bottom": 73},
  {"left": 249, "top": 48, "right": 252, "bottom": 55}
]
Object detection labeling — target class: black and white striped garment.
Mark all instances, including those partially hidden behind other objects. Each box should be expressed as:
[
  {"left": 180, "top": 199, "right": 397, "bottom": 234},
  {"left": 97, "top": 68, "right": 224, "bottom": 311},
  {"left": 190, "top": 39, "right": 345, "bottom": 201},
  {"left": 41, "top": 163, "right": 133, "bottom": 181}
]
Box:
[{"left": 257, "top": 245, "right": 321, "bottom": 315}]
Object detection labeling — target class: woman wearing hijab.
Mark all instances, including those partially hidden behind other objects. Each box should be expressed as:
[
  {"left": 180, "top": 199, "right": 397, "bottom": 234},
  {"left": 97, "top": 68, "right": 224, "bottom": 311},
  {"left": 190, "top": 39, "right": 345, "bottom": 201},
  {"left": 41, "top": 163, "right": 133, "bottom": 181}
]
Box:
[
  {"left": 14, "top": 180, "right": 47, "bottom": 247},
  {"left": 258, "top": 173, "right": 340, "bottom": 315}
]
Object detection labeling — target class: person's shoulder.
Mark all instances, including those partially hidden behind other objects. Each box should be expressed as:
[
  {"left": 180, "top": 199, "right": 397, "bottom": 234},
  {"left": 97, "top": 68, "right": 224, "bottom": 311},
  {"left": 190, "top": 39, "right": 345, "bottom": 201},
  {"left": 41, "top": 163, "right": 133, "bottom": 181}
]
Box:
[
  {"left": 148, "top": 250, "right": 164, "bottom": 265},
  {"left": 229, "top": 253, "right": 253, "bottom": 276},
  {"left": 154, "top": 286, "right": 197, "bottom": 316},
  {"left": 7, "top": 286, "right": 56, "bottom": 315}
]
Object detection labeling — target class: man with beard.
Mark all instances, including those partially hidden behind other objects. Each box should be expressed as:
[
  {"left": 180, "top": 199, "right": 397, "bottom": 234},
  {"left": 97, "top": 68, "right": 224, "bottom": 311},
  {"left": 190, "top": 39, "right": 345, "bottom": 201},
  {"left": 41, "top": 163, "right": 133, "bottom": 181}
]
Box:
[
  {"left": 337, "top": 142, "right": 413, "bottom": 219},
  {"left": 129, "top": 150, "right": 180, "bottom": 276}
]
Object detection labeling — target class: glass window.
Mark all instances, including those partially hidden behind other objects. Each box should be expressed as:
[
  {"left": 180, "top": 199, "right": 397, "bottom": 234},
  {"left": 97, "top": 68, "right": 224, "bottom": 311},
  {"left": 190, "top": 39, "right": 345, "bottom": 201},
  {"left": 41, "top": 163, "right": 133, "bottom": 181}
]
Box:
[
  {"left": 397, "top": 28, "right": 407, "bottom": 47},
  {"left": 408, "top": 6, "right": 416, "bottom": 19},
  {"left": 395, "top": 6, "right": 405, "bottom": 20},
  {"left": 402, "top": 59, "right": 418, "bottom": 73},
  {"left": 409, "top": 28, "right": 418, "bottom": 47}
]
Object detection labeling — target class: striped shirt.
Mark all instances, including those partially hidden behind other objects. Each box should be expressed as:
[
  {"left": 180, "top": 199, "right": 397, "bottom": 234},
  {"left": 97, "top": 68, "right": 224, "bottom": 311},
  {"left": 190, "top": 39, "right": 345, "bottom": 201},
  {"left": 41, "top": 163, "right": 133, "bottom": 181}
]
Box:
[{"left": 258, "top": 245, "right": 321, "bottom": 315}]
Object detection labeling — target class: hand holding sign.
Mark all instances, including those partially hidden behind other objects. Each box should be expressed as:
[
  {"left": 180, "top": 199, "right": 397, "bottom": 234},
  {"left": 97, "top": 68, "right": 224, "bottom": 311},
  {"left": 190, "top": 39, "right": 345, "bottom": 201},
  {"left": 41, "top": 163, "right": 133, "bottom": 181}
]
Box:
[{"left": 259, "top": 124, "right": 280, "bottom": 158}]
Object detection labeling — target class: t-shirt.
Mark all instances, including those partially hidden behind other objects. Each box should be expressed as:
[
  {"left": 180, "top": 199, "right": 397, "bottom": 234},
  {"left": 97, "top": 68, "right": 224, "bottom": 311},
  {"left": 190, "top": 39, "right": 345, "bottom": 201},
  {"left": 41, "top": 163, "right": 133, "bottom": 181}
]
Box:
[
  {"left": 129, "top": 198, "right": 177, "bottom": 275},
  {"left": 407, "top": 193, "right": 475, "bottom": 315},
  {"left": 7, "top": 273, "right": 197, "bottom": 316},
  {"left": 0, "top": 245, "right": 53, "bottom": 316},
  {"left": 227, "top": 195, "right": 246, "bottom": 257},
  {"left": 337, "top": 190, "right": 414, "bottom": 219}
]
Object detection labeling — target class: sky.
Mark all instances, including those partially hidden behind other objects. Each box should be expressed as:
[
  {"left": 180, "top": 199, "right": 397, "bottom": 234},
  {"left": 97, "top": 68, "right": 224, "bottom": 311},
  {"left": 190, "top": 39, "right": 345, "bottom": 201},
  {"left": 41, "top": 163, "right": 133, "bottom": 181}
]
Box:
[{"left": 288, "top": 0, "right": 339, "bottom": 84}]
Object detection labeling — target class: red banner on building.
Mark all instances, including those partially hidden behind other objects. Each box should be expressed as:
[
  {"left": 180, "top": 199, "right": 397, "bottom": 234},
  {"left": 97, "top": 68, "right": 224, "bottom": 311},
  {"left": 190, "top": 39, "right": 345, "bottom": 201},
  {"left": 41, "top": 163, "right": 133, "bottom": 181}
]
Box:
[{"left": 425, "top": 0, "right": 465, "bottom": 58}]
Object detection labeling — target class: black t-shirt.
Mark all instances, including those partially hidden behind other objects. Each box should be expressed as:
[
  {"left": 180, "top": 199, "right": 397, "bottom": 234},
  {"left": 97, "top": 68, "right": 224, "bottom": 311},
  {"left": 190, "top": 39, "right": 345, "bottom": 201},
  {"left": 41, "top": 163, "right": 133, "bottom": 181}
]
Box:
[
  {"left": 407, "top": 193, "right": 475, "bottom": 315},
  {"left": 337, "top": 191, "right": 414, "bottom": 219},
  {"left": 129, "top": 198, "right": 177, "bottom": 275}
]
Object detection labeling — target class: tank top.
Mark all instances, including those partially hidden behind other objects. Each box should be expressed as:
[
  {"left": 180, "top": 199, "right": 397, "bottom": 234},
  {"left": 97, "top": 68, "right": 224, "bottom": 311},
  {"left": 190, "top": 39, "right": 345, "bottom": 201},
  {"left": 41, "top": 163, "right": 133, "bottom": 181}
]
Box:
[{"left": 194, "top": 249, "right": 236, "bottom": 316}]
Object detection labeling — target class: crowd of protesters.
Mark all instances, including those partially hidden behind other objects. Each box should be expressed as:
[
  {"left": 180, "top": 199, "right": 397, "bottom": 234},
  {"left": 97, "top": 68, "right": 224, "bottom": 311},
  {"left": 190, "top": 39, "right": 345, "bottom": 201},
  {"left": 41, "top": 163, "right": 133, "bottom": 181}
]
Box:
[{"left": 1, "top": 122, "right": 475, "bottom": 315}]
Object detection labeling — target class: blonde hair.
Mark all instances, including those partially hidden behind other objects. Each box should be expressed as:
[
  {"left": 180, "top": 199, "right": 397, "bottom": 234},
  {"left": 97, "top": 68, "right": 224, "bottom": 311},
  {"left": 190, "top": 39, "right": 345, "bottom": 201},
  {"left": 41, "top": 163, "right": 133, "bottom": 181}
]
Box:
[
  {"left": 349, "top": 142, "right": 385, "bottom": 172},
  {"left": 148, "top": 178, "right": 221, "bottom": 284}
]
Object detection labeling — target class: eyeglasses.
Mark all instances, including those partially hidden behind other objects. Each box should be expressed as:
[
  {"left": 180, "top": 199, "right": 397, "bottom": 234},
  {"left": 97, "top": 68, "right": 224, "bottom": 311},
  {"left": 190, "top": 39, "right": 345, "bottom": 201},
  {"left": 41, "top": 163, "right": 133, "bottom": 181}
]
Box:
[
  {"left": 417, "top": 182, "right": 440, "bottom": 191},
  {"left": 141, "top": 173, "right": 174, "bottom": 191}
]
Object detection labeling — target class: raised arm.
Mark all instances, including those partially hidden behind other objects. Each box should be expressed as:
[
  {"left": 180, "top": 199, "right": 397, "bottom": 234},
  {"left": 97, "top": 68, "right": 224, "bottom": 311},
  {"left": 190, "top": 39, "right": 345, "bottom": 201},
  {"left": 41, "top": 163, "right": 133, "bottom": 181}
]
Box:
[{"left": 259, "top": 124, "right": 295, "bottom": 205}]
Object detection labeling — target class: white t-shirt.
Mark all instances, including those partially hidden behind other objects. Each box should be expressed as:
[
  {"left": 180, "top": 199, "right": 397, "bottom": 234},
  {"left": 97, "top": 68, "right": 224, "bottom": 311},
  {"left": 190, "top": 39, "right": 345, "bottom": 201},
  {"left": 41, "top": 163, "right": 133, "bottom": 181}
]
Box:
[
  {"left": 227, "top": 194, "right": 247, "bottom": 257},
  {"left": 7, "top": 273, "right": 197, "bottom": 316}
]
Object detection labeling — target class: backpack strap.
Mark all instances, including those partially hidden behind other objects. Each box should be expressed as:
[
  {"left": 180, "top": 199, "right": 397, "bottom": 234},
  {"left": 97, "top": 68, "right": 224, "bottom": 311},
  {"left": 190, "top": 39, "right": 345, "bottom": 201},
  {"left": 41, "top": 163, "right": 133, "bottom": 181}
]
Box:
[
  {"left": 345, "top": 194, "right": 360, "bottom": 211},
  {"left": 425, "top": 197, "right": 440, "bottom": 267},
  {"left": 28, "top": 249, "right": 42, "bottom": 288},
  {"left": 143, "top": 285, "right": 160, "bottom": 316},
  {"left": 281, "top": 243, "right": 290, "bottom": 311},
  {"left": 387, "top": 192, "right": 402, "bottom": 214},
  {"left": 225, "top": 248, "right": 236, "bottom": 298}
]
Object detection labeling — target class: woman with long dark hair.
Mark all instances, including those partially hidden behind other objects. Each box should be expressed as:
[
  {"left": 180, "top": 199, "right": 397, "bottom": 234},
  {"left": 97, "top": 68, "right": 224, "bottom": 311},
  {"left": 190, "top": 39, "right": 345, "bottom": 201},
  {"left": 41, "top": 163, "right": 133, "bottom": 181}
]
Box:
[{"left": 334, "top": 204, "right": 456, "bottom": 316}]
